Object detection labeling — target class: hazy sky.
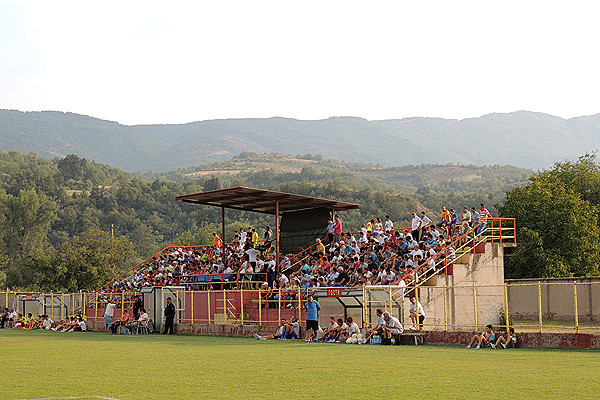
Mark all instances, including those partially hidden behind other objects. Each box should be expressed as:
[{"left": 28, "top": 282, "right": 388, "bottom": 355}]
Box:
[{"left": 1, "top": 1, "right": 599, "bottom": 125}]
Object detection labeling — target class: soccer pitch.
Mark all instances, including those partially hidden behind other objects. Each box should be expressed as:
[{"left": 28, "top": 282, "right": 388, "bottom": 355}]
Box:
[{"left": 2, "top": 330, "right": 599, "bottom": 400}]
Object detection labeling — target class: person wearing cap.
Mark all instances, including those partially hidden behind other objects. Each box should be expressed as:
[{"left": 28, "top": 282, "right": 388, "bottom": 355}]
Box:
[{"left": 163, "top": 297, "right": 176, "bottom": 334}]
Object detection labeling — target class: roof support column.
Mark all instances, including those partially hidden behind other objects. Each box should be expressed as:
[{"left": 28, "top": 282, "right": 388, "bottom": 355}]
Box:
[
  {"left": 275, "top": 200, "right": 280, "bottom": 272},
  {"left": 221, "top": 206, "right": 226, "bottom": 258}
]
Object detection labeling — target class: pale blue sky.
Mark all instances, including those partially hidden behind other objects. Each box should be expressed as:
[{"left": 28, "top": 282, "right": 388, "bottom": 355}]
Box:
[{"left": 1, "top": 0, "right": 599, "bottom": 125}]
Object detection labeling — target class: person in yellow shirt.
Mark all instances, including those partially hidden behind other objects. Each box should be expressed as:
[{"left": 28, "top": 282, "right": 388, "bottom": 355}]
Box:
[
  {"left": 438, "top": 206, "right": 451, "bottom": 235},
  {"left": 251, "top": 229, "right": 259, "bottom": 244}
]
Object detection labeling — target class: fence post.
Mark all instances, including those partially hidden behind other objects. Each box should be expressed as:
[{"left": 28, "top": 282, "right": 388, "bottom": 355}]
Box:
[
  {"left": 51, "top": 292, "right": 54, "bottom": 320},
  {"left": 176, "top": 290, "right": 180, "bottom": 323},
  {"left": 504, "top": 283, "right": 510, "bottom": 332},
  {"left": 61, "top": 293, "right": 65, "bottom": 320},
  {"left": 472, "top": 284, "right": 477, "bottom": 331},
  {"left": 537, "top": 281, "right": 543, "bottom": 333},
  {"left": 95, "top": 293, "right": 99, "bottom": 322},
  {"left": 574, "top": 282, "right": 579, "bottom": 333},
  {"left": 388, "top": 287, "right": 392, "bottom": 315},
  {"left": 258, "top": 289, "right": 262, "bottom": 326},
  {"left": 241, "top": 290, "right": 244, "bottom": 326},
  {"left": 191, "top": 290, "right": 194, "bottom": 325},
  {"left": 443, "top": 285, "right": 448, "bottom": 331},
  {"left": 298, "top": 287, "right": 302, "bottom": 327},
  {"left": 207, "top": 287, "right": 211, "bottom": 324},
  {"left": 278, "top": 288, "right": 281, "bottom": 323}
]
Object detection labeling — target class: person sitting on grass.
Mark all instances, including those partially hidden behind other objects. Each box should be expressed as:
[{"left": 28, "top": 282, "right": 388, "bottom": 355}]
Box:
[
  {"left": 322, "top": 316, "right": 339, "bottom": 339},
  {"left": 339, "top": 317, "right": 360, "bottom": 343},
  {"left": 73, "top": 317, "right": 87, "bottom": 332},
  {"left": 466, "top": 324, "right": 496, "bottom": 349},
  {"left": 254, "top": 318, "right": 287, "bottom": 340},
  {"left": 495, "top": 327, "right": 519, "bottom": 349},
  {"left": 383, "top": 312, "right": 403, "bottom": 340},
  {"left": 53, "top": 317, "right": 78, "bottom": 332},
  {"left": 325, "top": 318, "right": 346, "bottom": 342},
  {"left": 365, "top": 309, "right": 385, "bottom": 343}
]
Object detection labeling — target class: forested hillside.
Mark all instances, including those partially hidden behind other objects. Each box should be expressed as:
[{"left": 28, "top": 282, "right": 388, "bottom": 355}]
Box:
[{"left": 2, "top": 109, "right": 600, "bottom": 172}]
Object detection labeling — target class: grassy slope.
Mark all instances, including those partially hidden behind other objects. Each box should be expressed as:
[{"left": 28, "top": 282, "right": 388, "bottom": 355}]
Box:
[{"left": 2, "top": 330, "right": 599, "bottom": 400}]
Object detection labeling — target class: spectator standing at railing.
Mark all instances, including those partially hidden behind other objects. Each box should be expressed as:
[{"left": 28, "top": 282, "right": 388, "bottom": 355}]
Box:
[
  {"left": 476, "top": 204, "right": 491, "bottom": 236},
  {"left": 420, "top": 211, "right": 432, "bottom": 237},
  {"left": 326, "top": 219, "right": 335, "bottom": 244},
  {"left": 333, "top": 215, "right": 343, "bottom": 244},
  {"left": 449, "top": 209, "right": 458, "bottom": 234},
  {"left": 411, "top": 212, "right": 421, "bottom": 242},
  {"left": 461, "top": 207, "right": 472, "bottom": 233},
  {"left": 384, "top": 215, "right": 394, "bottom": 232},
  {"left": 213, "top": 232, "right": 222, "bottom": 248},
  {"left": 470, "top": 207, "right": 479, "bottom": 228},
  {"left": 251, "top": 228, "right": 259, "bottom": 244},
  {"left": 315, "top": 238, "right": 326, "bottom": 257},
  {"left": 240, "top": 228, "right": 247, "bottom": 244}
]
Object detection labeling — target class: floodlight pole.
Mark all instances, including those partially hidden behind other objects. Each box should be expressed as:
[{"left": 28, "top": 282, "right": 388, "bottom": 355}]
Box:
[{"left": 275, "top": 200, "right": 280, "bottom": 272}]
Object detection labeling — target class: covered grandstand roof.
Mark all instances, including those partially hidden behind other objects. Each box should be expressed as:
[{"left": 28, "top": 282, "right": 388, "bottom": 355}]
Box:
[{"left": 175, "top": 186, "right": 360, "bottom": 214}]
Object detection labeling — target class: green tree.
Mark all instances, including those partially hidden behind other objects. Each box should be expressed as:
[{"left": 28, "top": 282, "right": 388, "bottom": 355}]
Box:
[
  {"left": 0, "top": 189, "right": 58, "bottom": 257},
  {"left": 499, "top": 180, "right": 600, "bottom": 278}
]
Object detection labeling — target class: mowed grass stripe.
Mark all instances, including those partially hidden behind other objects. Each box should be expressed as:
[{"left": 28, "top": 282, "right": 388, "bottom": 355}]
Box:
[{"left": 1, "top": 330, "right": 599, "bottom": 400}]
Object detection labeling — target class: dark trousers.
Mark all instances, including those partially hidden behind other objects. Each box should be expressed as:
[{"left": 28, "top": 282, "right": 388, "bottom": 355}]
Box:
[
  {"left": 411, "top": 229, "right": 420, "bottom": 242},
  {"left": 163, "top": 316, "right": 174, "bottom": 334},
  {"left": 1, "top": 317, "right": 8, "bottom": 328}
]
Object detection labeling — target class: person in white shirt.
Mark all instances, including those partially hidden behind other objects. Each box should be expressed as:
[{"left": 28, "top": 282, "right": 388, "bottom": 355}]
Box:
[
  {"left": 365, "top": 309, "right": 385, "bottom": 343},
  {"left": 340, "top": 317, "right": 360, "bottom": 342},
  {"left": 104, "top": 299, "right": 116, "bottom": 331},
  {"left": 409, "top": 296, "right": 426, "bottom": 330},
  {"left": 411, "top": 212, "right": 422, "bottom": 242},
  {"left": 384, "top": 215, "right": 394, "bottom": 232},
  {"left": 383, "top": 312, "right": 404, "bottom": 339}
]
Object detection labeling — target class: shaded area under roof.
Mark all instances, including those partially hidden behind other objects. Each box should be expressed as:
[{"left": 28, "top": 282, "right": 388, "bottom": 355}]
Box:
[{"left": 175, "top": 186, "right": 360, "bottom": 214}]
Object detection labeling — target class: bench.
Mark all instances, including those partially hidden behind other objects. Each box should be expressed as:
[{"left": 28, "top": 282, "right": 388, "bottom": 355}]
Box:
[{"left": 393, "top": 331, "right": 426, "bottom": 345}]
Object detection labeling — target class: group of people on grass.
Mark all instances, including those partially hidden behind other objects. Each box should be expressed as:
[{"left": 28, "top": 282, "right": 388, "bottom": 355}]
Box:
[
  {"left": 0, "top": 308, "right": 87, "bottom": 332},
  {"left": 466, "top": 324, "right": 519, "bottom": 349}
]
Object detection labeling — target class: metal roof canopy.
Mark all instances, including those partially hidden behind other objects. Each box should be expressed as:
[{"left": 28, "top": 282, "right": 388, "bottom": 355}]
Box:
[
  {"left": 175, "top": 187, "right": 360, "bottom": 270},
  {"left": 175, "top": 186, "right": 360, "bottom": 214}
]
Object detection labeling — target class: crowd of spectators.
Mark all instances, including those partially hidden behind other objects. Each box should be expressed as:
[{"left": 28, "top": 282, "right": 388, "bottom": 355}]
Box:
[
  {"left": 103, "top": 205, "right": 492, "bottom": 294},
  {"left": 0, "top": 309, "right": 87, "bottom": 332}
]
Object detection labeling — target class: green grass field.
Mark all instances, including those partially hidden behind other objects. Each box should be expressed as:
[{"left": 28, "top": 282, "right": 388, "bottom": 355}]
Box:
[{"left": 1, "top": 329, "right": 599, "bottom": 400}]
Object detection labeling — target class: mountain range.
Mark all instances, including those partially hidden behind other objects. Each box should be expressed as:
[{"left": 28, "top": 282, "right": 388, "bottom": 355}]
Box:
[{"left": 1, "top": 109, "right": 599, "bottom": 172}]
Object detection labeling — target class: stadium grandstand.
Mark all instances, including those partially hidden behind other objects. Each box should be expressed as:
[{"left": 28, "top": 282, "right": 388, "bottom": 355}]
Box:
[{"left": 81, "top": 187, "right": 516, "bottom": 337}]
